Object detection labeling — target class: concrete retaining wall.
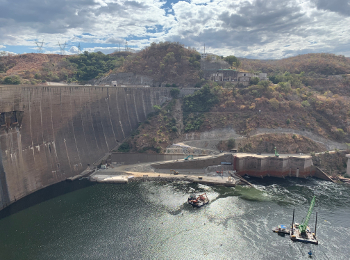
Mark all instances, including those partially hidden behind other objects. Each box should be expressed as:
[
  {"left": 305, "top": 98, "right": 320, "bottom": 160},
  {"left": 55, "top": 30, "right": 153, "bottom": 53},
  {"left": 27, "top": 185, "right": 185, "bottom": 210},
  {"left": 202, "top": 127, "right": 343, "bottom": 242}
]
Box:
[
  {"left": 151, "top": 153, "right": 327, "bottom": 181},
  {"left": 0, "top": 85, "right": 170, "bottom": 210},
  {"left": 152, "top": 154, "right": 233, "bottom": 169},
  {"left": 111, "top": 153, "right": 189, "bottom": 165},
  {"left": 234, "top": 155, "right": 315, "bottom": 178}
]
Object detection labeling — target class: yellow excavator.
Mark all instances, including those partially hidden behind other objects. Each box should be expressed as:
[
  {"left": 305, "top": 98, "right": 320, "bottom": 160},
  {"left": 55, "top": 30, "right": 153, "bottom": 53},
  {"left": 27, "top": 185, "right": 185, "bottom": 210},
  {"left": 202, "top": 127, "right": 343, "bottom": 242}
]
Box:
[{"left": 170, "top": 169, "right": 179, "bottom": 175}]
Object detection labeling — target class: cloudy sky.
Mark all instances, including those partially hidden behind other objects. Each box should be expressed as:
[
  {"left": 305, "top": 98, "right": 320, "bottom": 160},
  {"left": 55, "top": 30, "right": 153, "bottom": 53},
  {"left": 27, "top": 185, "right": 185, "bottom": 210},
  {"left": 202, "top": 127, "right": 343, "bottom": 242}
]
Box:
[{"left": 0, "top": 0, "right": 349, "bottom": 59}]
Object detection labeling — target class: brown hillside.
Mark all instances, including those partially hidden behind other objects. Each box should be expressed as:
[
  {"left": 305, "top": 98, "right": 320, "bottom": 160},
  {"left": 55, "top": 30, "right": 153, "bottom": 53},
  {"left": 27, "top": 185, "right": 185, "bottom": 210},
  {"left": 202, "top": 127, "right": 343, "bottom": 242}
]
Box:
[
  {"left": 2, "top": 53, "right": 66, "bottom": 75},
  {"left": 240, "top": 53, "right": 350, "bottom": 75},
  {"left": 127, "top": 79, "right": 350, "bottom": 154},
  {"left": 119, "top": 42, "right": 201, "bottom": 86},
  {"left": 202, "top": 86, "right": 350, "bottom": 140},
  {"left": 217, "top": 133, "right": 326, "bottom": 154}
]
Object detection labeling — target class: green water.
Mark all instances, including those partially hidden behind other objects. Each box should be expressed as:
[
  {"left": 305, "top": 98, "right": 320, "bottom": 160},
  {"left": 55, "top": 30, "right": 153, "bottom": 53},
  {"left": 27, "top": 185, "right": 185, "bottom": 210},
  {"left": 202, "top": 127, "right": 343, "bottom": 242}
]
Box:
[{"left": 0, "top": 178, "right": 349, "bottom": 259}]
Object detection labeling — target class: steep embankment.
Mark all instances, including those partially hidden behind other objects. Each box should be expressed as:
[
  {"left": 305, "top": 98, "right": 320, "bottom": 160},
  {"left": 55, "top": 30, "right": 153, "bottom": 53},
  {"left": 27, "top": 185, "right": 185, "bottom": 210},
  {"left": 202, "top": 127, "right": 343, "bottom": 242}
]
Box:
[
  {"left": 127, "top": 61, "right": 350, "bottom": 155},
  {"left": 125, "top": 53, "right": 350, "bottom": 151},
  {"left": 0, "top": 86, "right": 170, "bottom": 210},
  {"left": 217, "top": 133, "right": 326, "bottom": 153},
  {"left": 312, "top": 151, "right": 348, "bottom": 176}
]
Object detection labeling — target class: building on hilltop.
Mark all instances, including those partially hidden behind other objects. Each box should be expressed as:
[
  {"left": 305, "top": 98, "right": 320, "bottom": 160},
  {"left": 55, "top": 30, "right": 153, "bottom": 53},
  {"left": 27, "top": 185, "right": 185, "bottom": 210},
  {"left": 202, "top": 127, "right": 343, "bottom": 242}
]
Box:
[
  {"left": 204, "top": 69, "right": 268, "bottom": 86},
  {"left": 200, "top": 53, "right": 217, "bottom": 60}
]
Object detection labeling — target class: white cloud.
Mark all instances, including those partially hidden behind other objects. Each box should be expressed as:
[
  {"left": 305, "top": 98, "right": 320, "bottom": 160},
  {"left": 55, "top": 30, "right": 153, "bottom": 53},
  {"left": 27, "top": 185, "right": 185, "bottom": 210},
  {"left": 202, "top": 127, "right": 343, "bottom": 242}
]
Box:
[
  {"left": 0, "top": 0, "right": 349, "bottom": 58},
  {"left": 69, "top": 46, "right": 80, "bottom": 54},
  {"left": 0, "top": 50, "right": 17, "bottom": 56},
  {"left": 83, "top": 46, "right": 119, "bottom": 54}
]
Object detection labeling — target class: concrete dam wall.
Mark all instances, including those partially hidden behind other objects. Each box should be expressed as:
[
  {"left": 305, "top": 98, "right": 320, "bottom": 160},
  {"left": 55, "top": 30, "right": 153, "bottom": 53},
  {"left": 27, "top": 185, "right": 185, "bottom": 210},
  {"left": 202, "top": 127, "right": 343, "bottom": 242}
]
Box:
[{"left": 0, "top": 85, "right": 171, "bottom": 210}]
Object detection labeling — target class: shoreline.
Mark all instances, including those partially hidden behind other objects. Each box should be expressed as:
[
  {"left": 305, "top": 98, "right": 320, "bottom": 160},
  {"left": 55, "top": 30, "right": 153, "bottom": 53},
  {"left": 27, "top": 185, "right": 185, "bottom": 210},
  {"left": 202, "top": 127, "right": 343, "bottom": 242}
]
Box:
[{"left": 89, "top": 170, "right": 244, "bottom": 187}]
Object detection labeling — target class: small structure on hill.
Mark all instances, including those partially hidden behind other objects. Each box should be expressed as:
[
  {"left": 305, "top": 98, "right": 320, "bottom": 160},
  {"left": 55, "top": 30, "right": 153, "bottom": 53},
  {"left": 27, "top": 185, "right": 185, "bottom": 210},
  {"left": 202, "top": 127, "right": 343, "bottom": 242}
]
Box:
[{"left": 203, "top": 69, "right": 267, "bottom": 86}]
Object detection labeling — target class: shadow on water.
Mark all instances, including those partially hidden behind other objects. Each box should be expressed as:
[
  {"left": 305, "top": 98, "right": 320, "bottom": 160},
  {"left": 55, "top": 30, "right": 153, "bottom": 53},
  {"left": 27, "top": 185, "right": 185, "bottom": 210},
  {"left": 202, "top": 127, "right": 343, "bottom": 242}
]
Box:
[{"left": 0, "top": 179, "right": 95, "bottom": 220}]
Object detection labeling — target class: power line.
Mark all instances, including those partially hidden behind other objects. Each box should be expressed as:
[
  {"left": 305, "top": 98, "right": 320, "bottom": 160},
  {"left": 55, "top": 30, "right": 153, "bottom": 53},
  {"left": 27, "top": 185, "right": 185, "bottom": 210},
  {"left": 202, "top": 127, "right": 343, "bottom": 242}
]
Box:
[
  {"left": 35, "top": 40, "right": 44, "bottom": 53},
  {"left": 125, "top": 41, "right": 128, "bottom": 52},
  {"left": 58, "top": 41, "right": 67, "bottom": 55}
]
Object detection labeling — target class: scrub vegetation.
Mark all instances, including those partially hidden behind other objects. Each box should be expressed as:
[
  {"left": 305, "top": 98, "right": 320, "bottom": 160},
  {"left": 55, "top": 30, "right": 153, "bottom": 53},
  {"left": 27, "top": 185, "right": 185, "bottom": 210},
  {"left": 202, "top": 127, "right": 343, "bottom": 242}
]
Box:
[{"left": 2, "top": 43, "right": 350, "bottom": 155}]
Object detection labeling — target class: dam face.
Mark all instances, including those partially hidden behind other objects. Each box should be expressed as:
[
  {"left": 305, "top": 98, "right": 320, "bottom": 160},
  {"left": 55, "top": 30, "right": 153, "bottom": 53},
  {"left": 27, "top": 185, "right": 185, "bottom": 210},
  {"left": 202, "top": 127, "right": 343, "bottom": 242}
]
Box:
[{"left": 0, "top": 86, "right": 170, "bottom": 210}]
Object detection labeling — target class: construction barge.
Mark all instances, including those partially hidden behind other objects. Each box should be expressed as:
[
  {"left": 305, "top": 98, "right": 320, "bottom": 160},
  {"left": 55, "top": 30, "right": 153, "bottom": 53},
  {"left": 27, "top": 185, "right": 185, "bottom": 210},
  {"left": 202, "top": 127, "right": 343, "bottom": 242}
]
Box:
[
  {"left": 290, "top": 196, "right": 318, "bottom": 244},
  {"left": 273, "top": 196, "right": 318, "bottom": 245}
]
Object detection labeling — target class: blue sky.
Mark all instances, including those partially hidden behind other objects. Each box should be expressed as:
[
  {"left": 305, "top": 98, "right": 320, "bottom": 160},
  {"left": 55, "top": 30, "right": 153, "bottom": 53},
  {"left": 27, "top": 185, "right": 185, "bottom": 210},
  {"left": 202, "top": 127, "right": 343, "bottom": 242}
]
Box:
[{"left": 1, "top": 0, "right": 350, "bottom": 59}]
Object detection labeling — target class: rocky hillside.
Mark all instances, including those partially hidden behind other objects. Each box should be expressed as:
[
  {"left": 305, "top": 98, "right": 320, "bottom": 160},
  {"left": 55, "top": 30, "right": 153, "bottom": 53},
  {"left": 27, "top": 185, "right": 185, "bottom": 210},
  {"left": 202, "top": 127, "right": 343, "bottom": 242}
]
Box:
[
  {"left": 217, "top": 133, "right": 326, "bottom": 154},
  {"left": 0, "top": 53, "right": 70, "bottom": 84},
  {"left": 122, "top": 52, "right": 350, "bottom": 154},
  {"left": 312, "top": 151, "right": 348, "bottom": 176},
  {"left": 240, "top": 53, "right": 350, "bottom": 75},
  {"left": 117, "top": 42, "right": 202, "bottom": 86},
  {"left": 116, "top": 99, "right": 181, "bottom": 154},
  {"left": 0, "top": 51, "right": 128, "bottom": 84}
]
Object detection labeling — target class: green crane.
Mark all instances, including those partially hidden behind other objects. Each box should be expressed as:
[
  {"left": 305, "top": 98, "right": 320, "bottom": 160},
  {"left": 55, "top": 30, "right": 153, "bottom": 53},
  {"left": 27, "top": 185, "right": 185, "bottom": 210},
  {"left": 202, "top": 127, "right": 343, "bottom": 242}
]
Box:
[
  {"left": 299, "top": 196, "right": 316, "bottom": 234},
  {"left": 274, "top": 147, "right": 279, "bottom": 157}
]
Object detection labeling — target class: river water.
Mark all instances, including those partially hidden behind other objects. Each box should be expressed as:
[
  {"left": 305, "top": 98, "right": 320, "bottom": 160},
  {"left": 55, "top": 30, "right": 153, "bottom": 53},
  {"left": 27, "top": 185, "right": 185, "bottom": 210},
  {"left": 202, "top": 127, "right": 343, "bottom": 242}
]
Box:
[{"left": 0, "top": 177, "right": 349, "bottom": 260}]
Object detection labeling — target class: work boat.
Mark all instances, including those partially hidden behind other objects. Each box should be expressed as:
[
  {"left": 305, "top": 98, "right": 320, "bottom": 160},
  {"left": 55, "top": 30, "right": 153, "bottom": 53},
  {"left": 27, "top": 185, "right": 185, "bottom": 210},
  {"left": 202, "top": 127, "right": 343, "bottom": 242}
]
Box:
[
  {"left": 272, "top": 224, "right": 290, "bottom": 235},
  {"left": 188, "top": 193, "right": 209, "bottom": 208}
]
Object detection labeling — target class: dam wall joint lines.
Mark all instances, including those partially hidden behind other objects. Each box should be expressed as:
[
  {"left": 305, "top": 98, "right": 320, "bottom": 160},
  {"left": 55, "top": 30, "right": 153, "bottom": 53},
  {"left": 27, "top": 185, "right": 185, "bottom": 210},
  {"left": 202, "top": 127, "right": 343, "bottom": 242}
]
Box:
[{"left": 0, "top": 86, "right": 171, "bottom": 210}]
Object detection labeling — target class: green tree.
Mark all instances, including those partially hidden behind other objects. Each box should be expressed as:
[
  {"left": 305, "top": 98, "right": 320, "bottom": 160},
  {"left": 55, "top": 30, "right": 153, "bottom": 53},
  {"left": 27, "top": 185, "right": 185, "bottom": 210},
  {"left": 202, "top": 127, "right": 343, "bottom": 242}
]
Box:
[
  {"left": 249, "top": 77, "right": 259, "bottom": 85},
  {"left": 269, "top": 98, "right": 279, "bottom": 110},
  {"left": 278, "top": 82, "right": 292, "bottom": 93},
  {"left": 3, "top": 75, "right": 21, "bottom": 85},
  {"left": 336, "top": 128, "right": 345, "bottom": 140},
  {"left": 170, "top": 88, "right": 180, "bottom": 99},
  {"left": 224, "top": 55, "right": 240, "bottom": 67},
  {"left": 227, "top": 138, "right": 235, "bottom": 149},
  {"left": 301, "top": 100, "right": 310, "bottom": 107},
  {"left": 153, "top": 105, "right": 162, "bottom": 113},
  {"left": 66, "top": 51, "right": 121, "bottom": 81},
  {"left": 118, "top": 142, "right": 131, "bottom": 152},
  {"left": 183, "top": 84, "right": 219, "bottom": 113},
  {"left": 258, "top": 80, "right": 269, "bottom": 89}
]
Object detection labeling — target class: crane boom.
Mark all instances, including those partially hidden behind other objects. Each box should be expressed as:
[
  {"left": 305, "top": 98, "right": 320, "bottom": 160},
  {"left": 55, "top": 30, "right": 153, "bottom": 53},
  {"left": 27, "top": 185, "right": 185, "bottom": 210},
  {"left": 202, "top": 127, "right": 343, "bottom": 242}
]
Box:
[{"left": 299, "top": 196, "right": 316, "bottom": 234}]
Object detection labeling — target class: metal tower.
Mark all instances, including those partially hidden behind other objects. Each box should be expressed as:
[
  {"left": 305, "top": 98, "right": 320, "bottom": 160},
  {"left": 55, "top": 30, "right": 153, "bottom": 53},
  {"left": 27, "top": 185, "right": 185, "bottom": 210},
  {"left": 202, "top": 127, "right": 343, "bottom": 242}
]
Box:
[
  {"left": 58, "top": 41, "right": 67, "bottom": 55},
  {"left": 35, "top": 40, "right": 44, "bottom": 53}
]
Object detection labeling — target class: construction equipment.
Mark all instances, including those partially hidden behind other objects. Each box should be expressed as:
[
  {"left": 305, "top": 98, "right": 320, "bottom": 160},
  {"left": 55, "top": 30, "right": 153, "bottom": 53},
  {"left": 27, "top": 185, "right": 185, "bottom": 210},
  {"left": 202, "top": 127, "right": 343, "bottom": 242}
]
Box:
[
  {"left": 289, "top": 196, "right": 318, "bottom": 244},
  {"left": 299, "top": 196, "right": 316, "bottom": 234},
  {"left": 170, "top": 169, "right": 179, "bottom": 175},
  {"left": 274, "top": 147, "right": 279, "bottom": 157},
  {"left": 184, "top": 155, "right": 193, "bottom": 160}
]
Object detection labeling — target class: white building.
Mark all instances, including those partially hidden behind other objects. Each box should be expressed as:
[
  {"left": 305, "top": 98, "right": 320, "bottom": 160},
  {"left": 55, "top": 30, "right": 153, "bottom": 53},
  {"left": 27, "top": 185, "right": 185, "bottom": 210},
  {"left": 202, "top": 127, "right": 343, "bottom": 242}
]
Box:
[{"left": 201, "top": 53, "right": 216, "bottom": 60}]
